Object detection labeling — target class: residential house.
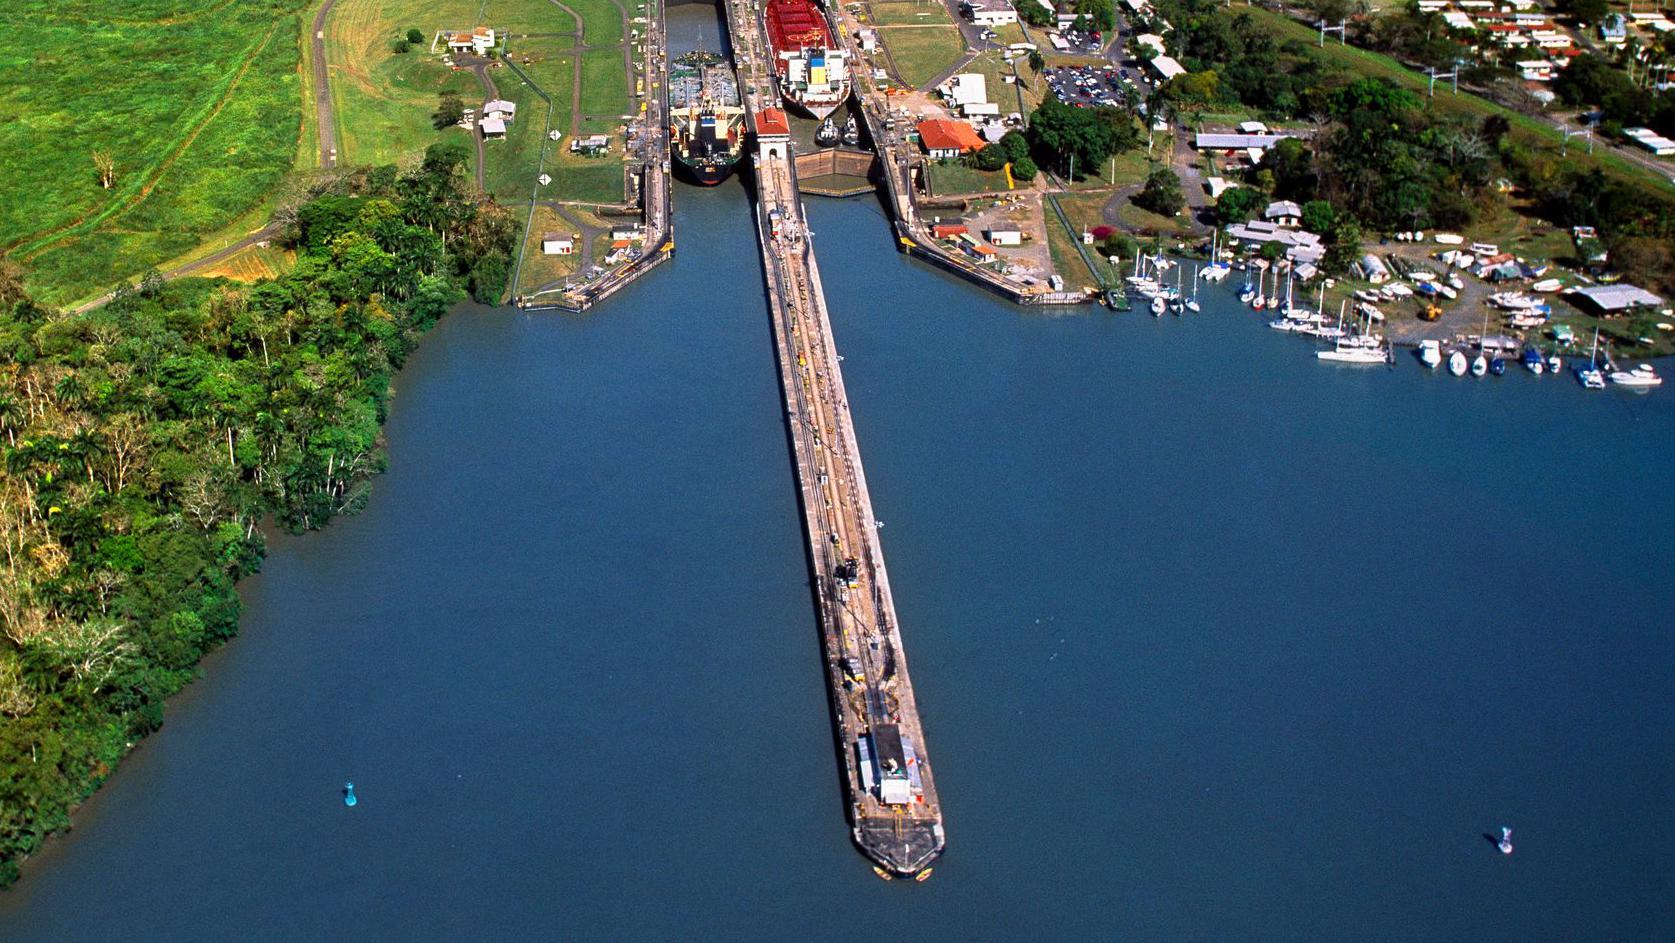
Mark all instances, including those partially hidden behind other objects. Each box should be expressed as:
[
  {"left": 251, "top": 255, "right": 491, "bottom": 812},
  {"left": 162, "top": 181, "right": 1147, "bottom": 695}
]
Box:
[{"left": 1263, "top": 200, "right": 1302, "bottom": 228}]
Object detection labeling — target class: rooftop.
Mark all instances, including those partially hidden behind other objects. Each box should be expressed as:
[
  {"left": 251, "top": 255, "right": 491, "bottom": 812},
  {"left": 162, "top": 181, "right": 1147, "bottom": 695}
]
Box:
[{"left": 917, "top": 118, "right": 986, "bottom": 153}]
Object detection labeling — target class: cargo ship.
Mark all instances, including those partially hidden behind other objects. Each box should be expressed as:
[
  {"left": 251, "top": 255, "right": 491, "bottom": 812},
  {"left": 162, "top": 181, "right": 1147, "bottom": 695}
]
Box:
[
  {"left": 764, "top": 0, "right": 850, "bottom": 119},
  {"left": 668, "top": 51, "right": 745, "bottom": 186}
]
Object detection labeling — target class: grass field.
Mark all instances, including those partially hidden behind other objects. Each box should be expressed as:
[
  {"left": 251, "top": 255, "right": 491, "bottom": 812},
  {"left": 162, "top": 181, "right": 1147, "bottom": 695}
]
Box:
[
  {"left": 515, "top": 204, "right": 581, "bottom": 293},
  {"left": 877, "top": 25, "right": 968, "bottom": 89},
  {"left": 578, "top": 49, "right": 631, "bottom": 117},
  {"left": 1, "top": 0, "right": 309, "bottom": 305},
  {"left": 865, "top": 0, "right": 954, "bottom": 27},
  {"left": 926, "top": 162, "right": 1011, "bottom": 197},
  {"left": 327, "top": 0, "right": 633, "bottom": 209}
]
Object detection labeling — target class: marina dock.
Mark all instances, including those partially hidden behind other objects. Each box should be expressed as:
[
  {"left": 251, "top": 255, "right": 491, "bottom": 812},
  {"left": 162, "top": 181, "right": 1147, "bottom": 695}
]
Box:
[{"left": 724, "top": 0, "right": 946, "bottom": 876}]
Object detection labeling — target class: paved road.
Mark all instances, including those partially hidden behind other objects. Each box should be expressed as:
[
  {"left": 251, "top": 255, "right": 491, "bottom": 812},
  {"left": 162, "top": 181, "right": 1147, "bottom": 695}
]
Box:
[
  {"left": 70, "top": 224, "right": 281, "bottom": 314},
  {"left": 311, "top": 0, "right": 340, "bottom": 168}
]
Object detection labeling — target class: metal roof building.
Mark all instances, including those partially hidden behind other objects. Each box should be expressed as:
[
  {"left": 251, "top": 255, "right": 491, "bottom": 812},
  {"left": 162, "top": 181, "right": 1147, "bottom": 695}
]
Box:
[{"left": 1567, "top": 284, "right": 1665, "bottom": 313}]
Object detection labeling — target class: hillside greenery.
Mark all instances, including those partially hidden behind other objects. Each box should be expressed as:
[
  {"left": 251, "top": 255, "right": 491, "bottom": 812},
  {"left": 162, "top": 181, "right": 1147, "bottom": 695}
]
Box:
[
  {"left": 0, "top": 0, "right": 309, "bottom": 307},
  {"left": 0, "top": 143, "right": 517, "bottom": 886}
]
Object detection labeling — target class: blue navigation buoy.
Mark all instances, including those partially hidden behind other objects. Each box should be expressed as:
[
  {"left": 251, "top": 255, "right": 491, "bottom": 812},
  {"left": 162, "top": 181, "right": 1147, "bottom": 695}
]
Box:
[{"left": 343, "top": 781, "right": 357, "bottom": 807}]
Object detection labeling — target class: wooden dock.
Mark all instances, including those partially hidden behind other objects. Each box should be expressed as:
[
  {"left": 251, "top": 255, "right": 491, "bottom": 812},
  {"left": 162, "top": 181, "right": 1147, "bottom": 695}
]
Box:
[{"left": 724, "top": 0, "right": 945, "bottom": 876}]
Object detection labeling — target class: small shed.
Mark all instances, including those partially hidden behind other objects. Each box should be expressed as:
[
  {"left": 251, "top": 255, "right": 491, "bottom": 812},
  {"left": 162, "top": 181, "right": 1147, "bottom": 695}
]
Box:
[
  {"left": 1356, "top": 254, "right": 1390, "bottom": 284},
  {"left": 986, "top": 228, "right": 1023, "bottom": 247},
  {"left": 541, "top": 233, "right": 574, "bottom": 255}
]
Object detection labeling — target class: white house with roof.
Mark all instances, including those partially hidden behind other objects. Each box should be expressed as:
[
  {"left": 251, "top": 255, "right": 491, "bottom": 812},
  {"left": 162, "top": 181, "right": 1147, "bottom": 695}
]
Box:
[
  {"left": 940, "top": 73, "right": 989, "bottom": 111},
  {"left": 448, "top": 26, "right": 496, "bottom": 56},
  {"left": 541, "top": 233, "right": 574, "bottom": 255},
  {"left": 1264, "top": 200, "right": 1302, "bottom": 228},
  {"left": 480, "top": 115, "right": 506, "bottom": 138},
  {"left": 483, "top": 99, "right": 517, "bottom": 121}
]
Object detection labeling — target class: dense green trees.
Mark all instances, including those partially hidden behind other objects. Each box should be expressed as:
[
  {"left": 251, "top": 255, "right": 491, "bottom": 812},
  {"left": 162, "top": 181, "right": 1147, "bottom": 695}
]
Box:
[
  {"left": 1214, "top": 186, "right": 1262, "bottom": 224},
  {"left": 1026, "top": 98, "right": 1139, "bottom": 178},
  {"left": 0, "top": 145, "right": 516, "bottom": 885},
  {"left": 1134, "top": 166, "right": 1185, "bottom": 216}
]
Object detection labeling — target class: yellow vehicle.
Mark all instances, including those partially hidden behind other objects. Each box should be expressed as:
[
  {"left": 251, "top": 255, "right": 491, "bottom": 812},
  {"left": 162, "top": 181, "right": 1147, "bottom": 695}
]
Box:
[{"left": 1419, "top": 302, "right": 1442, "bottom": 322}]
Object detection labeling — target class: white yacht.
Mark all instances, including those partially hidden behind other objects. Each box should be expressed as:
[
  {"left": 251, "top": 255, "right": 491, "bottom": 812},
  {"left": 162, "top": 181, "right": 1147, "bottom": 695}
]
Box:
[
  {"left": 1610, "top": 364, "right": 1663, "bottom": 388},
  {"left": 1448, "top": 349, "right": 1469, "bottom": 376},
  {"left": 1471, "top": 353, "right": 1488, "bottom": 377},
  {"left": 1418, "top": 339, "right": 1442, "bottom": 368}
]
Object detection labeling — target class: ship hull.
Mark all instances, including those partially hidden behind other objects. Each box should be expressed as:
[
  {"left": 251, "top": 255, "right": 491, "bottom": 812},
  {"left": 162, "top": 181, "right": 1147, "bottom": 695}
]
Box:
[
  {"left": 673, "top": 153, "right": 740, "bottom": 187},
  {"left": 785, "top": 91, "right": 848, "bottom": 121}
]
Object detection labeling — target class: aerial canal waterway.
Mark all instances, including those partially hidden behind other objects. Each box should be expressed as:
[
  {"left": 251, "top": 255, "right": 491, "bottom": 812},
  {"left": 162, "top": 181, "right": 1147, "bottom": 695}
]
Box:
[{"left": 4, "top": 11, "right": 1674, "bottom": 940}]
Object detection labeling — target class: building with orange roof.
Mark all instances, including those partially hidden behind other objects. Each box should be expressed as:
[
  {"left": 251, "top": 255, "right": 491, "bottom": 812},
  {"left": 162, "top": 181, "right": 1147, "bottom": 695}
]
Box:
[{"left": 916, "top": 119, "right": 986, "bottom": 159}]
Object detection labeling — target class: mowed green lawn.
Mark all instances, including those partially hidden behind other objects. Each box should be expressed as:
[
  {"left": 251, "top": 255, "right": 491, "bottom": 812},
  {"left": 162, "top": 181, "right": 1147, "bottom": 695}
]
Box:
[
  {"left": 329, "top": 0, "right": 631, "bottom": 206},
  {"left": 0, "top": 0, "right": 308, "bottom": 305},
  {"left": 877, "top": 25, "right": 967, "bottom": 89}
]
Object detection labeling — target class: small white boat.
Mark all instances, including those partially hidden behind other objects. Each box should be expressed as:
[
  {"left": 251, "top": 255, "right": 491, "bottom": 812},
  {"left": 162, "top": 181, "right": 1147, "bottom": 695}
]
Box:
[
  {"left": 1531, "top": 278, "right": 1564, "bottom": 293},
  {"left": 1418, "top": 339, "right": 1442, "bottom": 368},
  {"left": 1471, "top": 353, "right": 1488, "bottom": 377},
  {"left": 1150, "top": 295, "right": 1166, "bottom": 316},
  {"left": 1547, "top": 353, "right": 1562, "bottom": 373},
  {"left": 1610, "top": 364, "right": 1663, "bottom": 388},
  {"left": 1448, "top": 350, "right": 1469, "bottom": 376},
  {"left": 1447, "top": 274, "right": 1464, "bottom": 290},
  {"left": 1356, "top": 302, "right": 1384, "bottom": 322},
  {"left": 1498, "top": 827, "right": 1514, "bottom": 856},
  {"left": 1318, "top": 344, "right": 1389, "bottom": 364},
  {"left": 1437, "top": 284, "right": 1458, "bottom": 301}
]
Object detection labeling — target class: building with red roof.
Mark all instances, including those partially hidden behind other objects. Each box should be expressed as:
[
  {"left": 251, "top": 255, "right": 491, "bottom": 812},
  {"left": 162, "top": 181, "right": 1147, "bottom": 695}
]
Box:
[{"left": 916, "top": 119, "right": 986, "bottom": 159}]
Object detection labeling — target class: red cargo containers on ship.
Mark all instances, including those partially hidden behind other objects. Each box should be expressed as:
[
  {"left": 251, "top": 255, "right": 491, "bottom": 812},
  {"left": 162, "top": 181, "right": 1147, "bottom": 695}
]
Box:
[{"left": 762, "top": 0, "right": 851, "bottom": 120}]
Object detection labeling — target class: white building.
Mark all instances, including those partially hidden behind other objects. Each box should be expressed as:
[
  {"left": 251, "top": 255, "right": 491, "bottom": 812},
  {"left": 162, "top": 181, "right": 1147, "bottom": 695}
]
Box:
[
  {"left": 940, "top": 73, "right": 989, "bottom": 111},
  {"left": 987, "top": 228, "right": 1023, "bottom": 247},
  {"left": 1264, "top": 200, "right": 1302, "bottom": 228},
  {"left": 483, "top": 99, "right": 517, "bottom": 121},
  {"left": 1625, "top": 127, "right": 1675, "bottom": 157},
  {"left": 961, "top": 0, "right": 1017, "bottom": 27},
  {"left": 541, "top": 234, "right": 574, "bottom": 255},
  {"left": 1149, "top": 55, "right": 1186, "bottom": 82}
]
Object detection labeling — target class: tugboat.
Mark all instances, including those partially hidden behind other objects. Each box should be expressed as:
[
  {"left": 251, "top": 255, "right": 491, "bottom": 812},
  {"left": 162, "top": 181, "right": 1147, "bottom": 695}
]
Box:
[
  {"left": 841, "top": 113, "right": 860, "bottom": 147},
  {"left": 1498, "top": 826, "right": 1514, "bottom": 855},
  {"left": 814, "top": 115, "right": 840, "bottom": 147}
]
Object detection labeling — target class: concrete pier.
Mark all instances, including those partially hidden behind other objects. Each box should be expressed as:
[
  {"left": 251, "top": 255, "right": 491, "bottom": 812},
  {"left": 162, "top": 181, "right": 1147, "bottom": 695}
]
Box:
[{"left": 724, "top": 0, "right": 946, "bottom": 876}]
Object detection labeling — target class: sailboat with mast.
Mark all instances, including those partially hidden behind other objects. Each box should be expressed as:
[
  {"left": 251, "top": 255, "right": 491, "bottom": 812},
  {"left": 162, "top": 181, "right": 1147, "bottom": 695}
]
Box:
[
  {"left": 1186, "top": 266, "right": 1201, "bottom": 312},
  {"left": 1575, "top": 327, "right": 1606, "bottom": 389}
]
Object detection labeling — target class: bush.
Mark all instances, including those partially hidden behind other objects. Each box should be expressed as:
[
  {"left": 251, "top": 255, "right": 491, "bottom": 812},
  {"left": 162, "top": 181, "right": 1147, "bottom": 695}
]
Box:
[
  {"left": 406, "top": 28, "right": 424, "bottom": 45},
  {"left": 433, "top": 92, "right": 466, "bottom": 130},
  {"left": 390, "top": 39, "right": 411, "bottom": 54},
  {"left": 972, "top": 144, "right": 1009, "bottom": 172},
  {"left": 1011, "top": 155, "right": 1038, "bottom": 181}
]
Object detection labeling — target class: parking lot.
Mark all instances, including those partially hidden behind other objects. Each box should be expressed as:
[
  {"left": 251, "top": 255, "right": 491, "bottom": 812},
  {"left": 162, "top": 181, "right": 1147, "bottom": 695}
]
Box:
[{"left": 1043, "top": 64, "right": 1133, "bottom": 109}]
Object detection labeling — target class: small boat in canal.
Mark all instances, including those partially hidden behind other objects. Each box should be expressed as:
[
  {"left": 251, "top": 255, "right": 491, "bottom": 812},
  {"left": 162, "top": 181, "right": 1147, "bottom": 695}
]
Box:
[
  {"left": 1448, "top": 349, "right": 1469, "bottom": 376},
  {"left": 1522, "top": 346, "right": 1545, "bottom": 375},
  {"left": 1472, "top": 353, "right": 1489, "bottom": 377},
  {"left": 1498, "top": 827, "right": 1514, "bottom": 855},
  {"left": 1418, "top": 339, "right": 1442, "bottom": 369}
]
